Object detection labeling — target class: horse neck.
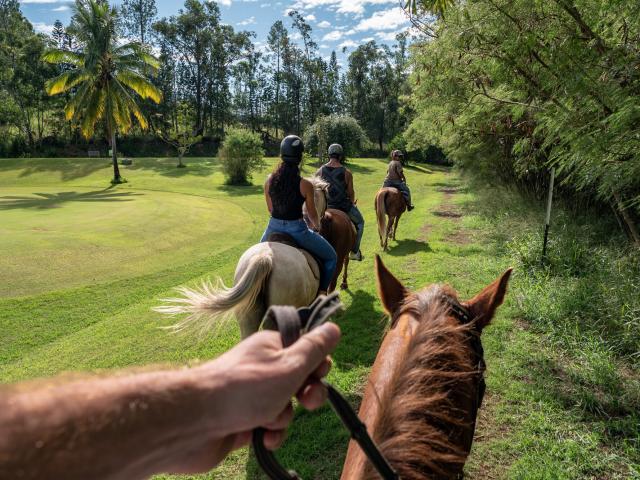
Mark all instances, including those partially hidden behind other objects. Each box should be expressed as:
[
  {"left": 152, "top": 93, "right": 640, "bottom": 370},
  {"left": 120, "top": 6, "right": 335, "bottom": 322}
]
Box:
[
  {"left": 340, "top": 313, "right": 418, "bottom": 480},
  {"left": 341, "top": 300, "right": 479, "bottom": 479}
]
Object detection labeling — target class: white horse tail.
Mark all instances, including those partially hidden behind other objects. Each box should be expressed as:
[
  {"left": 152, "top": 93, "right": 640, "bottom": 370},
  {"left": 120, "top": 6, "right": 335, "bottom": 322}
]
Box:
[
  {"left": 155, "top": 252, "right": 273, "bottom": 333},
  {"left": 376, "top": 190, "right": 387, "bottom": 244}
]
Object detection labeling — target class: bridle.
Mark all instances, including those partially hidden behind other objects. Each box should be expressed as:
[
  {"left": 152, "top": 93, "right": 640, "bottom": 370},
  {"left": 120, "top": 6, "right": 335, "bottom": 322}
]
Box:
[
  {"left": 252, "top": 293, "right": 486, "bottom": 480},
  {"left": 442, "top": 295, "right": 487, "bottom": 414}
]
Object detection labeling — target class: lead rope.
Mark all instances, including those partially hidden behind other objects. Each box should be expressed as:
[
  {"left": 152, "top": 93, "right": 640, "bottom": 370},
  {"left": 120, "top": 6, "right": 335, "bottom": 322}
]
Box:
[{"left": 252, "top": 292, "right": 399, "bottom": 480}]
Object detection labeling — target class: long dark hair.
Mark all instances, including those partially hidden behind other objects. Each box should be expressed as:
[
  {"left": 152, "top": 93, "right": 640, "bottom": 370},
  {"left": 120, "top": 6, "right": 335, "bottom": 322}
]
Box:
[{"left": 270, "top": 161, "right": 301, "bottom": 204}]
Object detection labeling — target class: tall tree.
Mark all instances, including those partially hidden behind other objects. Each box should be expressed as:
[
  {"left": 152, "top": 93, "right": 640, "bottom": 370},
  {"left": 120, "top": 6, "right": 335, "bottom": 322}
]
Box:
[
  {"left": 119, "top": 0, "right": 157, "bottom": 46},
  {"left": 43, "top": 0, "right": 161, "bottom": 183}
]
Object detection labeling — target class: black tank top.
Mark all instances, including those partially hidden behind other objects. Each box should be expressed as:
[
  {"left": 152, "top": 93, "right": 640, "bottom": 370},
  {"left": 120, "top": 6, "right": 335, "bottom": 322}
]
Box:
[
  {"left": 320, "top": 165, "right": 351, "bottom": 211},
  {"left": 270, "top": 177, "right": 306, "bottom": 220}
]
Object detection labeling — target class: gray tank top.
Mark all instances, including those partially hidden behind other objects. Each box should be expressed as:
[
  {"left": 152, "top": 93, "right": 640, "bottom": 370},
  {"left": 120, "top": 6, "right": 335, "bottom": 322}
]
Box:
[{"left": 320, "top": 165, "right": 351, "bottom": 211}]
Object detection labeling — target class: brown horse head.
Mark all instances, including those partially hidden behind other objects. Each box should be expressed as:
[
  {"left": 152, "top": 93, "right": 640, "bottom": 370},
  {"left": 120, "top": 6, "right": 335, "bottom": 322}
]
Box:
[{"left": 341, "top": 256, "right": 512, "bottom": 479}]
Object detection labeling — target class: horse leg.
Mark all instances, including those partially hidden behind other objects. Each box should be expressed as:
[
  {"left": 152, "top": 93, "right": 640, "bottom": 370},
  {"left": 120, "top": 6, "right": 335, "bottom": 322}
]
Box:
[
  {"left": 384, "top": 215, "right": 393, "bottom": 250},
  {"left": 341, "top": 256, "right": 349, "bottom": 290},
  {"left": 393, "top": 215, "right": 401, "bottom": 240},
  {"left": 238, "top": 295, "right": 265, "bottom": 339}
]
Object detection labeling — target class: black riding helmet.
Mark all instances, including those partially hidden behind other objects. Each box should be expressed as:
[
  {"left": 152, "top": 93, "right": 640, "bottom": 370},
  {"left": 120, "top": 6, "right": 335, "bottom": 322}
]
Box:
[{"left": 281, "top": 135, "right": 304, "bottom": 164}]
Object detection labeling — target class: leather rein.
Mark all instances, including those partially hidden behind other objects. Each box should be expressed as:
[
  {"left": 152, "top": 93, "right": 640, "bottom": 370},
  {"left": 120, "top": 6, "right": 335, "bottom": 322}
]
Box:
[{"left": 252, "top": 292, "right": 482, "bottom": 480}]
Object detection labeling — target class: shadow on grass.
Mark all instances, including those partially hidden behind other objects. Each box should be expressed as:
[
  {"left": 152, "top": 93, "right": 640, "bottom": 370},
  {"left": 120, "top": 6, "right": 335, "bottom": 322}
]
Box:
[
  {"left": 218, "top": 184, "right": 264, "bottom": 196},
  {"left": 345, "top": 162, "right": 376, "bottom": 174},
  {"left": 386, "top": 238, "right": 432, "bottom": 257},
  {"left": 0, "top": 158, "right": 111, "bottom": 181},
  {"left": 332, "top": 289, "right": 387, "bottom": 370},
  {"left": 0, "top": 187, "right": 141, "bottom": 210},
  {"left": 123, "top": 158, "right": 218, "bottom": 178}
]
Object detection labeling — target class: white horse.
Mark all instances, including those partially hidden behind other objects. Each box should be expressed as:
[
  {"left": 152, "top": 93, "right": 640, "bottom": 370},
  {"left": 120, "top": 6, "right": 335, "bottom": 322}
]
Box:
[{"left": 156, "top": 177, "right": 329, "bottom": 339}]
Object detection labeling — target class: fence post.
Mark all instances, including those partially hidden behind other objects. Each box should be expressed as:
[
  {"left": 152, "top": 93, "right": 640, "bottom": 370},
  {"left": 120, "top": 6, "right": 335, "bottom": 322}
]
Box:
[{"left": 542, "top": 167, "right": 555, "bottom": 263}]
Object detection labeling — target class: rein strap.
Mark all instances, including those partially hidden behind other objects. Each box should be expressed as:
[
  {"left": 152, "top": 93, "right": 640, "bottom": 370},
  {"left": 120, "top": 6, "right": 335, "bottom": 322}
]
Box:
[{"left": 252, "top": 293, "right": 399, "bottom": 480}]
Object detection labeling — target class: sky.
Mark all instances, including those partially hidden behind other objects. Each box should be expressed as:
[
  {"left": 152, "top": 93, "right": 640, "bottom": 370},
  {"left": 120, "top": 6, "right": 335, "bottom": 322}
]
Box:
[{"left": 19, "top": 0, "right": 412, "bottom": 63}]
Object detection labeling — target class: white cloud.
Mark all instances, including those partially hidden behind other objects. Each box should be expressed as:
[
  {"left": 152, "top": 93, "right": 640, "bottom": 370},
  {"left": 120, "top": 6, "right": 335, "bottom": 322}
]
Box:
[
  {"left": 217, "top": 0, "right": 232, "bottom": 6},
  {"left": 354, "top": 7, "right": 408, "bottom": 31},
  {"left": 32, "top": 22, "right": 54, "bottom": 34},
  {"left": 375, "top": 31, "right": 397, "bottom": 41},
  {"left": 238, "top": 16, "right": 256, "bottom": 25},
  {"left": 319, "top": 43, "right": 329, "bottom": 48},
  {"left": 52, "top": 5, "right": 69, "bottom": 11},
  {"left": 338, "top": 39, "right": 358, "bottom": 49},
  {"left": 290, "top": 31, "right": 302, "bottom": 40},
  {"left": 322, "top": 31, "right": 342, "bottom": 41},
  {"left": 362, "top": 37, "right": 374, "bottom": 42},
  {"left": 317, "top": 20, "right": 331, "bottom": 28},
  {"left": 290, "top": 0, "right": 395, "bottom": 16},
  {"left": 304, "top": 14, "right": 316, "bottom": 21},
  {"left": 20, "top": 0, "right": 62, "bottom": 3}
]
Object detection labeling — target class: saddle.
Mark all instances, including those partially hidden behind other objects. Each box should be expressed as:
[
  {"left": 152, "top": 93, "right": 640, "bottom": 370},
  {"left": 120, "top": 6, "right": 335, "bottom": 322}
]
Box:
[{"left": 267, "top": 233, "right": 321, "bottom": 280}]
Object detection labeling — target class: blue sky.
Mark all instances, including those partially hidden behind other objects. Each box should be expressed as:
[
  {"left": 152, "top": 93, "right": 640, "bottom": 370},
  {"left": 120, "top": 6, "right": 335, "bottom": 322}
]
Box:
[{"left": 19, "top": 0, "right": 411, "bottom": 64}]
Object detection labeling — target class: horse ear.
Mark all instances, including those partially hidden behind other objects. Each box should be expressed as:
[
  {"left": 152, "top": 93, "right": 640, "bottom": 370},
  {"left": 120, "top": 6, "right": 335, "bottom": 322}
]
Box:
[
  {"left": 375, "top": 255, "right": 409, "bottom": 316},
  {"left": 463, "top": 268, "right": 513, "bottom": 330}
]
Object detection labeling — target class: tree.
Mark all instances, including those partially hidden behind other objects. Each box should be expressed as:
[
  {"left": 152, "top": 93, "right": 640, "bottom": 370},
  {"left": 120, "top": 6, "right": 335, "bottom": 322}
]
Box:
[
  {"left": 219, "top": 127, "right": 265, "bottom": 185},
  {"left": 42, "top": 0, "right": 161, "bottom": 183},
  {"left": 304, "top": 115, "right": 368, "bottom": 159},
  {"left": 120, "top": 0, "right": 157, "bottom": 46}
]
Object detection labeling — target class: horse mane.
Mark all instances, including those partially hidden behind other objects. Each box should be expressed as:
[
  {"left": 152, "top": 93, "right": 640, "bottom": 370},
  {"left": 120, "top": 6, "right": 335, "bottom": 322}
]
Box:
[
  {"left": 365, "top": 286, "right": 478, "bottom": 479},
  {"left": 307, "top": 175, "right": 330, "bottom": 192}
]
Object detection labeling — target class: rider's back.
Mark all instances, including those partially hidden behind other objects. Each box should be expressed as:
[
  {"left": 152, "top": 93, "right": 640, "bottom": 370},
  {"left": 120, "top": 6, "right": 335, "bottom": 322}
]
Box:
[{"left": 319, "top": 165, "right": 351, "bottom": 212}]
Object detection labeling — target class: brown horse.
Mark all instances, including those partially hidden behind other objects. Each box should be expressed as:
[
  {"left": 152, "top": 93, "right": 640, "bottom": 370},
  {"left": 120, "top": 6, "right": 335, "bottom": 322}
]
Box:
[
  {"left": 375, "top": 187, "right": 406, "bottom": 250},
  {"left": 341, "top": 256, "right": 512, "bottom": 479},
  {"left": 320, "top": 208, "right": 357, "bottom": 290}
]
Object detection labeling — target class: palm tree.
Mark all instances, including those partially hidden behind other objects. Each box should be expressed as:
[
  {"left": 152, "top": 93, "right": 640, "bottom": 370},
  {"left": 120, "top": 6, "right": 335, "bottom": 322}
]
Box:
[{"left": 42, "top": 0, "right": 161, "bottom": 183}]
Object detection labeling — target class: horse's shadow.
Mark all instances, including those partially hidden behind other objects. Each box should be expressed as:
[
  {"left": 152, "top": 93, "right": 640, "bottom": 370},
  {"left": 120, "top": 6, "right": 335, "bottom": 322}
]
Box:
[{"left": 386, "top": 239, "right": 432, "bottom": 257}]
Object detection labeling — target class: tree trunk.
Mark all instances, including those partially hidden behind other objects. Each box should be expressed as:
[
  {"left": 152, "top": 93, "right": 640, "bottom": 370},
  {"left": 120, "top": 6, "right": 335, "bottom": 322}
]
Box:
[
  {"left": 613, "top": 191, "right": 640, "bottom": 247},
  {"left": 111, "top": 128, "right": 122, "bottom": 183}
]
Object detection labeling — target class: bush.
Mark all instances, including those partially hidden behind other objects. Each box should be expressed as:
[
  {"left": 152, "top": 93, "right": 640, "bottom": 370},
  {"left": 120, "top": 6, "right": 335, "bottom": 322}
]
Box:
[
  {"left": 218, "top": 128, "right": 265, "bottom": 185},
  {"left": 304, "top": 115, "right": 368, "bottom": 160}
]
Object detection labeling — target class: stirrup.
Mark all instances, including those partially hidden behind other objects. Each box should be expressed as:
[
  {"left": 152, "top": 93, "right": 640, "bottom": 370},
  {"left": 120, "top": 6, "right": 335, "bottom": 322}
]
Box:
[{"left": 349, "top": 250, "right": 364, "bottom": 261}]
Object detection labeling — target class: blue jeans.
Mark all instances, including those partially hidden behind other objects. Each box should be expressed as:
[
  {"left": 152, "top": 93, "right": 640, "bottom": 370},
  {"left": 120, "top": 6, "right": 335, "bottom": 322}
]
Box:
[
  {"left": 260, "top": 218, "right": 337, "bottom": 291},
  {"left": 383, "top": 179, "right": 412, "bottom": 206},
  {"left": 347, "top": 205, "right": 364, "bottom": 254}
]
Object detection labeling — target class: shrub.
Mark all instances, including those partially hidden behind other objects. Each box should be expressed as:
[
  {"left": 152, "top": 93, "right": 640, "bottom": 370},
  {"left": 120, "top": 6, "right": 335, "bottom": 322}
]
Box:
[
  {"left": 304, "top": 115, "right": 368, "bottom": 160},
  {"left": 218, "top": 128, "right": 265, "bottom": 185}
]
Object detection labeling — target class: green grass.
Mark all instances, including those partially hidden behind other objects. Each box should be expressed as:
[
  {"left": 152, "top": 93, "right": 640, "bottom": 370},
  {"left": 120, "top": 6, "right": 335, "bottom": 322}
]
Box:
[{"left": 0, "top": 157, "right": 637, "bottom": 478}]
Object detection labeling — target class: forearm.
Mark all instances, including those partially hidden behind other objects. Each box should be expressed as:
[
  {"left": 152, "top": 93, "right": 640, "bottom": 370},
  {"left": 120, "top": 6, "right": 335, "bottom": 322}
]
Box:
[{"left": 0, "top": 368, "right": 224, "bottom": 480}]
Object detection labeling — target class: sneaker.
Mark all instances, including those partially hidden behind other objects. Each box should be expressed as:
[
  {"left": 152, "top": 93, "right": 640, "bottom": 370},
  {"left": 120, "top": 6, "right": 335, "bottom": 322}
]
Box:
[{"left": 349, "top": 250, "right": 364, "bottom": 261}]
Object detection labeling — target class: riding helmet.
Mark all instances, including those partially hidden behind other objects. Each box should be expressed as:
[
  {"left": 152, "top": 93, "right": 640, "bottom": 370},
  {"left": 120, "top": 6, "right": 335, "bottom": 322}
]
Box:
[
  {"left": 280, "top": 135, "right": 304, "bottom": 164},
  {"left": 328, "top": 143, "right": 343, "bottom": 158}
]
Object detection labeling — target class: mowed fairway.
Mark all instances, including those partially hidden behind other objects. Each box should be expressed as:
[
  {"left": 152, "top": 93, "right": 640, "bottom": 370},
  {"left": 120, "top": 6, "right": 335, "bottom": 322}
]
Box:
[{"left": 1, "top": 157, "right": 635, "bottom": 479}]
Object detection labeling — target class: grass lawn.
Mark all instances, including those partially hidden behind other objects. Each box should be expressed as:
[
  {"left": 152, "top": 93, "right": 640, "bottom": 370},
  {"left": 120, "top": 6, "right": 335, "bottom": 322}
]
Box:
[{"left": 0, "top": 156, "right": 637, "bottom": 478}]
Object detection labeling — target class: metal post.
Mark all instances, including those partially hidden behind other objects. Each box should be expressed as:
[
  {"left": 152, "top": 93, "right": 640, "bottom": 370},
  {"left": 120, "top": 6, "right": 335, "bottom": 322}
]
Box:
[{"left": 542, "top": 167, "right": 555, "bottom": 263}]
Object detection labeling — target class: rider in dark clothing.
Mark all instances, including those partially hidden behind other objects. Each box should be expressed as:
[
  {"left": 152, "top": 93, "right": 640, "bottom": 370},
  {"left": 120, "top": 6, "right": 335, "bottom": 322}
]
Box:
[
  {"left": 384, "top": 150, "right": 414, "bottom": 211},
  {"left": 316, "top": 144, "right": 365, "bottom": 261}
]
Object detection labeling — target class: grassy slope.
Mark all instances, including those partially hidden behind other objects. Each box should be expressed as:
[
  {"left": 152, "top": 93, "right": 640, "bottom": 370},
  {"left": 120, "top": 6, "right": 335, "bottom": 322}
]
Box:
[{"left": 0, "top": 157, "right": 637, "bottom": 478}]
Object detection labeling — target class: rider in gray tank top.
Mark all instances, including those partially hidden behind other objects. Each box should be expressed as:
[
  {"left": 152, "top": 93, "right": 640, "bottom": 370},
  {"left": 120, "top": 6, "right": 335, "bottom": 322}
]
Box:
[{"left": 317, "top": 144, "right": 365, "bottom": 261}]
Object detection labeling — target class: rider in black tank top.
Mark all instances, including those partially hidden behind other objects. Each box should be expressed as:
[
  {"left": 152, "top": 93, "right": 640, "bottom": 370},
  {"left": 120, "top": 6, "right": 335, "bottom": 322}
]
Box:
[{"left": 269, "top": 171, "right": 305, "bottom": 220}]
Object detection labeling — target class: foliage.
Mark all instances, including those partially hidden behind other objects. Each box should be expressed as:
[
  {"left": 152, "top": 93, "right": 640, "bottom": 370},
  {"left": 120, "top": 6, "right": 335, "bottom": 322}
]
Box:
[
  {"left": 119, "top": 0, "right": 157, "bottom": 45},
  {"left": 42, "top": 0, "right": 161, "bottom": 182},
  {"left": 303, "top": 114, "right": 368, "bottom": 160},
  {"left": 218, "top": 127, "right": 265, "bottom": 185},
  {"left": 406, "top": 0, "right": 640, "bottom": 245}
]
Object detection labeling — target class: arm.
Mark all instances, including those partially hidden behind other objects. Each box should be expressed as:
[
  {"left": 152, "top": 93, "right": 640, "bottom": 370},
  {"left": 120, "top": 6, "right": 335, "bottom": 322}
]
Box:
[
  {"left": 396, "top": 163, "right": 407, "bottom": 183},
  {"left": 301, "top": 179, "right": 320, "bottom": 231},
  {"left": 0, "top": 324, "right": 340, "bottom": 480},
  {"left": 345, "top": 169, "right": 356, "bottom": 204},
  {"left": 264, "top": 175, "right": 273, "bottom": 214}
]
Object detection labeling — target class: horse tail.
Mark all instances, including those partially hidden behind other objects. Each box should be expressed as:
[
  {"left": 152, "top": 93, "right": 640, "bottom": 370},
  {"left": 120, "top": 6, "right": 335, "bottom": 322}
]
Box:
[
  {"left": 155, "top": 252, "right": 273, "bottom": 333},
  {"left": 376, "top": 190, "right": 387, "bottom": 243}
]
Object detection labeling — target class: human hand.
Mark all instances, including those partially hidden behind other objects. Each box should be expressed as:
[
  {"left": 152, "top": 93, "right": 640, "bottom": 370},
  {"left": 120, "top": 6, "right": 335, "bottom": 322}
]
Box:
[{"left": 166, "top": 323, "right": 341, "bottom": 474}]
